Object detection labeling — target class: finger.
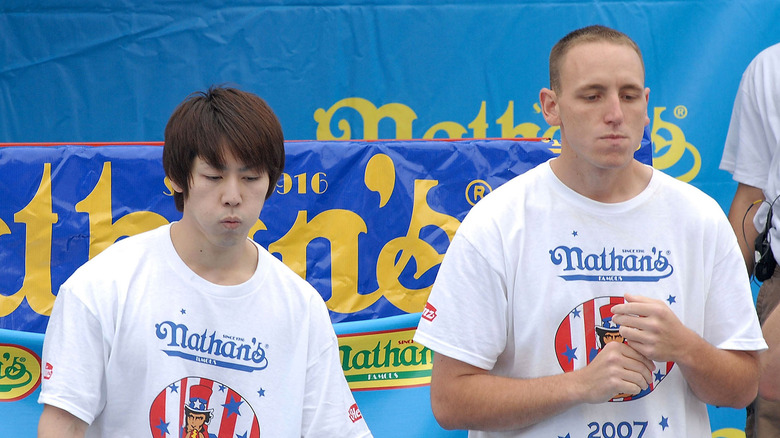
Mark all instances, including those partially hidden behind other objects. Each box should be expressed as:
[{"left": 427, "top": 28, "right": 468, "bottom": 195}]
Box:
[{"left": 619, "top": 341, "right": 656, "bottom": 373}]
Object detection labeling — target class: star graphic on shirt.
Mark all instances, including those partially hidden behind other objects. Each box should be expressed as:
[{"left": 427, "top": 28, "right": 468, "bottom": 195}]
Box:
[
  {"left": 659, "top": 416, "right": 669, "bottom": 430},
  {"left": 561, "top": 345, "right": 578, "bottom": 363},
  {"left": 218, "top": 384, "right": 227, "bottom": 392},
  {"left": 222, "top": 395, "right": 243, "bottom": 418},
  {"left": 558, "top": 434, "right": 571, "bottom": 438},
  {"left": 180, "top": 308, "right": 186, "bottom": 315},
  {"left": 154, "top": 418, "right": 170, "bottom": 436},
  {"left": 654, "top": 369, "right": 666, "bottom": 382},
  {"left": 572, "top": 231, "right": 578, "bottom": 237},
  {"left": 666, "top": 295, "right": 676, "bottom": 305},
  {"left": 236, "top": 432, "right": 249, "bottom": 438},
  {"left": 168, "top": 382, "right": 179, "bottom": 393},
  {"left": 571, "top": 308, "right": 581, "bottom": 318},
  {"left": 258, "top": 388, "right": 266, "bottom": 397}
]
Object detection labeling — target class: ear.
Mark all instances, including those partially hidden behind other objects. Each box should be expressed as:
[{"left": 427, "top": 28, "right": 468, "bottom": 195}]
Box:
[
  {"left": 643, "top": 87, "right": 651, "bottom": 126},
  {"left": 539, "top": 88, "right": 561, "bottom": 126},
  {"left": 168, "top": 177, "right": 185, "bottom": 194}
]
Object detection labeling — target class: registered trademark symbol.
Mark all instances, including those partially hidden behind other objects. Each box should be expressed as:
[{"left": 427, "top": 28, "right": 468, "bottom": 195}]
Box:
[
  {"left": 466, "top": 180, "right": 492, "bottom": 206},
  {"left": 673, "top": 105, "right": 688, "bottom": 119}
]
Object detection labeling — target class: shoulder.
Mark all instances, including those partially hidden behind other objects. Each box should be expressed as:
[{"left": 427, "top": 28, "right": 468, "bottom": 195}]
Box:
[
  {"left": 465, "top": 161, "right": 550, "bottom": 218},
  {"left": 254, "top": 243, "right": 324, "bottom": 303},
  {"left": 65, "top": 225, "right": 169, "bottom": 283},
  {"left": 651, "top": 170, "right": 727, "bottom": 226}
]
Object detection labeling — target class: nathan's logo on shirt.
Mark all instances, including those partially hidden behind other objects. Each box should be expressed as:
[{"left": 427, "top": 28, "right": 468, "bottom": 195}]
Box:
[
  {"left": 0, "top": 343, "right": 41, "bottom": 402},
  {"left": 155, "top": 321, "right": 268, "bottom": 372},
  {"left": 348, "top": 403, "right": 363, "bottom": 423},
  {"left": 421, "top": 302, "right": 437, "bottom": 322},
  {"left": 43, "top": 362, "right": 53, "bottom": 380},
  {"left": 150, "top": 376, "right": 260, "bottom": 438},
  {"left": 549, "top": 246, "right": 673, "bottom": 282},
  {"left": 338, "top": 327, "right": 433, "bottom": 390},
  {"left": 554, "top": 296, "right": 674, "bottom": 402}
]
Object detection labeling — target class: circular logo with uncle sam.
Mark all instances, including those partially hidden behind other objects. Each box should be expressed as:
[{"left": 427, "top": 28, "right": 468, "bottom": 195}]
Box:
[
  {"left": 554, "top": 296, "right": 674, "bottom": 402},
  {"left": 149, "top": 376, "right": 260, "bottom": 438}
]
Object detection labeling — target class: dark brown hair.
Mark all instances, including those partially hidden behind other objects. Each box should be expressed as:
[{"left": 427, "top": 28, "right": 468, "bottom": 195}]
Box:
[
  {"left": 549, "top": 25, "right": 644, "bottom": 93},
  {"left": 163, "top": 85, "right": 285, "bottom": 211}
]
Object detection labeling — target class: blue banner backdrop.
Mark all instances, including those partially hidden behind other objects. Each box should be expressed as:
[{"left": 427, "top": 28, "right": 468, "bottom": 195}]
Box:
[
  {"left": 2, "top": 1, "right": 780, "bottom": 210},
  {"left": 6, "top": 139, "right": 638, "bottom": 332}
]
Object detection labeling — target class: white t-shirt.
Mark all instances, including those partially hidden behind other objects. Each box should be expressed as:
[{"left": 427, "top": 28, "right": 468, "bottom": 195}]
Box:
[
  {"left": 39, "top": 224, "right": 372, "bottom": 438},
  {"left": 720, "top": 42, "right": 780, "bottom": 257},
  {"left": 415, "top": 161, "right": 765, "bottom": 438}
]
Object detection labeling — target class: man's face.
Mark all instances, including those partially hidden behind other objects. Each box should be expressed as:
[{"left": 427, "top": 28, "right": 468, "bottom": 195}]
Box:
[
  {"left": 602, "top": 331, "right": 624, "bottom": 344},
  {"left": 187, "top": 412, "right": 207, "bottom": 430},
  {"left": 173, "top": 153, "right": 270, "bottom": 249},
  {"left": 544, "top": 41, "right": 650, "bottom": 171}
]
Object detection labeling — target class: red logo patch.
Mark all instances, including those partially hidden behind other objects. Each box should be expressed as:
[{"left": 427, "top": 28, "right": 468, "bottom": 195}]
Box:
[
  {"left": 348, "top": 403, "right": 363, "bottom": 423},
  {"left": 422, "top": 302, "right": 437, "bottom": 322},
  {"left": 44, "top": 362, "right": 53, "bottom": 380}
]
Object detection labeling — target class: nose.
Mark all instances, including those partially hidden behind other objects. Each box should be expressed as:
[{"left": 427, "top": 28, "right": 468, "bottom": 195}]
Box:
[
  {"left": 604, "top": 94, "right": 624, "bottom": 125},
  {"left": 221, "top": 176, "right": 242, "bottom": 206}
]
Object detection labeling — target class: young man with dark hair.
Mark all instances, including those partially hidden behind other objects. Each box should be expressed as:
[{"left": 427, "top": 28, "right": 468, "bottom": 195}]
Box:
[
  {"left": 37, "top": 86, "right": 372, "bottom": 438},
  {"left": 414, "top": 25, "right": 766, "bottom": 437}
]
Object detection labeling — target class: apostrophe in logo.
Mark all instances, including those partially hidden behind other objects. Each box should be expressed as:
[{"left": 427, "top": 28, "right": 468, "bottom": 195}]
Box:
[
  {"left": 0, "top": 343, "right": 42, "bottom": 402},
  {"left": 553, "top": 296, "right": 674, "bottom": 402},
  {"left": 149, "top": 377, "right": 260, "bottom": 438},
  {"left": 348, "top": 403, "right": 363, "bottom": 423},
  {"left": 338, "top": 327, "right": 434, "bottom": 391}
]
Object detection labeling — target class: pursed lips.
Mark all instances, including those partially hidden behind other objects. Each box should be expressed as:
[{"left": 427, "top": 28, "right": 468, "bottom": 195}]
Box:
[{"left": 221, "top": 216, "right": 242, "bottom": 229}]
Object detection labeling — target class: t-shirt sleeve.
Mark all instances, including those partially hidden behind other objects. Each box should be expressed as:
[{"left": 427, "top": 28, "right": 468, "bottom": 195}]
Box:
[
  {"left": 720, "top": 49, "right": 778, "bottom": 189},
  {"left": 704, "top": 215, "right": 768, "bottom": 351},
  {"left": 414, "top": 228, "right": 509, "bottom": 371},
  {"left": 37, "top": 283, "right": 108, "bottom": 425},
  {"left": 300, "top": 295, "right": 372, "bottom": 438}
]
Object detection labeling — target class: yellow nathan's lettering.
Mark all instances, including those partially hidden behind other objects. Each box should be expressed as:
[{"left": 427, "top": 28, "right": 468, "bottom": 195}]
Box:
[
  {"left": 268, "top": 154, "right": 461, "bottom": 315},
  {"left": 1, "top": 164, "right": 58, "bottom": 317},
  {"left": 375, "top": 179, "right": 460, "bottom": 313},
  {"left": 651, "top": 106, "right": 701, "bottom": 182},
  {"left": 269, "top": 210, "right": 376, "bottom": 313},
  {"left": 423, "top": 121, "right": 467, "bottom": 139},
  {"left": 497, "top": 101, "right": 559, "bottom": 139},
  {"left": 468, "top": 101, "right": 488, "bottom": 138},
  {"left": 314, "top": 97, "right": 417, "bottom": 140},
  {"left": 75, "top": 162, "right": 168, "bottom": 259}
]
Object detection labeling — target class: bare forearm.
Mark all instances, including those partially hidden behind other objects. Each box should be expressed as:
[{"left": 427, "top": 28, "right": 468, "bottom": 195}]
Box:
[
  {"left": 38, "top": 404, "right": 88, "bottom": 438},
  {"left": 431, "top": 368, "right": 584, "bottom": 431},
  {"left": 759, "top": 305, "right": 780, "bottom": 400},
  {"left": 676, "top": 333, "right": 759, "bottom": 408},
  {"left": 429, "top": 344, "right": 654, "bottom": 432},
  {"left": 727, "top": 183, "right": 764, "bottom": 274}
]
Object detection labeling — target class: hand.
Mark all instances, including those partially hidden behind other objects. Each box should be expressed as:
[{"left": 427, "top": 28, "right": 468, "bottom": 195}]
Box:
[
  {"left": 578, "top": 340, "right": 655, "bottom": 403},
  {"left": 611, "top": 293, "right": 690, "bottom": 363}
]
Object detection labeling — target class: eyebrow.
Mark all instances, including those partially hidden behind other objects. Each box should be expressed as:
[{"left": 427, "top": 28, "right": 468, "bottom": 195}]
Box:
[{"left": 576, "top": 83, "right": 644, "bottom": 93}]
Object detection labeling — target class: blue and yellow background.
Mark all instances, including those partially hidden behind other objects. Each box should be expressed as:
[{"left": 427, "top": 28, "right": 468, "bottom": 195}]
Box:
[{"left": 1, "top": 1, "right": 779, "bottom": 436}]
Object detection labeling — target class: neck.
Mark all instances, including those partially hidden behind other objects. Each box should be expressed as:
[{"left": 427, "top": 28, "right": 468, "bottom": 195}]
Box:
[
  {"left": 169, "top": 223, "right": 258, "bottom": 285},
  {"left": 549, "top": 156, "right": 652, "bottom": 203}
]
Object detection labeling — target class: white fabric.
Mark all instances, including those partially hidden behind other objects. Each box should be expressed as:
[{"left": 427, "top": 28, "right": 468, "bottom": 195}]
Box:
[
  {"left": 39, "top": 224, "right": 371, "bottom": 438},
  {"left": 414, "top": 161, "right": 766, "bottom": 438},
  {"left": 720, "top": 43, "right": 780, "bottom": 258}
]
